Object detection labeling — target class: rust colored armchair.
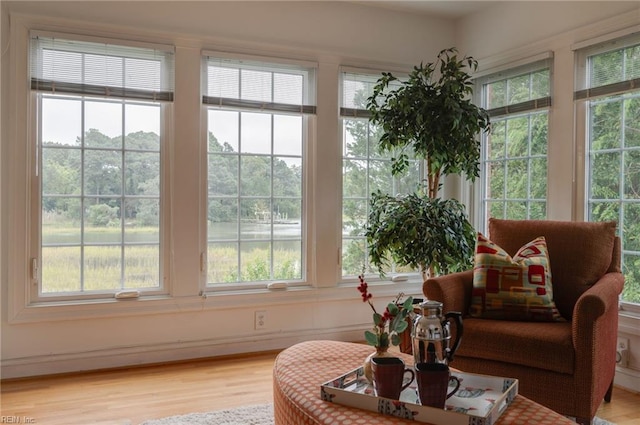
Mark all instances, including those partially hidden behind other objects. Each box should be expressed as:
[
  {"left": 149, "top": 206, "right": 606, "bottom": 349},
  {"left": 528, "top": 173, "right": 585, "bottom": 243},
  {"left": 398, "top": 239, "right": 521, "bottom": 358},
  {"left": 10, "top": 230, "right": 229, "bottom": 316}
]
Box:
[{"left": 423, "top": 219, "right": 624, "bottom": 424}]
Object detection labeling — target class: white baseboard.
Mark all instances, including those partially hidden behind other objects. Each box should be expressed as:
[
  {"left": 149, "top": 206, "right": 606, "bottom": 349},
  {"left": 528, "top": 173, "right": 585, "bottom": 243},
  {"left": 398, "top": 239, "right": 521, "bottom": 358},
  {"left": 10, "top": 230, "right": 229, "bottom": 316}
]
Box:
[
  {"left": 614, "top": 365, "right": 640, "bottom": 394},
  {"left": 1, "top": 328, "right": 365, "bottom": 379}
]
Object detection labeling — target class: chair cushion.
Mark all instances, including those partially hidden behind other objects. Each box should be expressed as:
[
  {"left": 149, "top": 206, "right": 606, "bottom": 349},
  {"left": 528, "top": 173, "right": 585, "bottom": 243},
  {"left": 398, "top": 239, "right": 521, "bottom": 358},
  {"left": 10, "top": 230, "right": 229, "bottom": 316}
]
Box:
[
  {"left": 488, "top": 219, "right": 616, "bottom": 320},
  {"left": 471, "top": 233, "right": 563, "bottom": 321},
  {"left": 456, "top": 318, "right": 574, "bottom": 374}
]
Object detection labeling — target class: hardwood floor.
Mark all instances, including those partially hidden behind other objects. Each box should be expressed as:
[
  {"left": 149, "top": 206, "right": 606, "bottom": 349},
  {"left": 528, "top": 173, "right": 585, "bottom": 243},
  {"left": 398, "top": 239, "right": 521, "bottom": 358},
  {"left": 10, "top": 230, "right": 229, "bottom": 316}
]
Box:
[{"left": 1, "top": 350, "right": 639, "bottom": 425}]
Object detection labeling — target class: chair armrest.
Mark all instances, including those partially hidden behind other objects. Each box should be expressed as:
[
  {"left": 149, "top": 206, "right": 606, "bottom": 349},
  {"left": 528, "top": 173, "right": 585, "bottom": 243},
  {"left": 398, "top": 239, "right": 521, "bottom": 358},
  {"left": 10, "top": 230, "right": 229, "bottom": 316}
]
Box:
[
  {"left": 423, "top": 270, "right": 473, "bottom": 314},
  {"left": 572, "top": 271, "right": 624, "bottom": 331},
  {"left": 572, "top": 271, "right": 624, "bottom": 409}
]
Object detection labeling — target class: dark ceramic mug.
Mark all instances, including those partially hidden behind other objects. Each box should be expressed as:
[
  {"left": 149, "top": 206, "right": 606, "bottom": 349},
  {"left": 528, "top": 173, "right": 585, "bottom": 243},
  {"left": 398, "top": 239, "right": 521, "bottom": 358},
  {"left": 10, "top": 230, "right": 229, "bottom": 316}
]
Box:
[
  {"left": 414, "top": 362, "right": 461, "bottom": 408},
  {"left": 371, "top": 357, "right": 415, "bottom": 400}
]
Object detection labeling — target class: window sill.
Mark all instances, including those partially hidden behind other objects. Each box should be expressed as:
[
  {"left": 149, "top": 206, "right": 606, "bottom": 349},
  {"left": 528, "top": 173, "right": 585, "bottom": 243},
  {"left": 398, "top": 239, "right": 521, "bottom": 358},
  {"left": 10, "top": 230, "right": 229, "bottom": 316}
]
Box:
[{"left": 8, "top": 280, "right": 424, "bottom": 324}]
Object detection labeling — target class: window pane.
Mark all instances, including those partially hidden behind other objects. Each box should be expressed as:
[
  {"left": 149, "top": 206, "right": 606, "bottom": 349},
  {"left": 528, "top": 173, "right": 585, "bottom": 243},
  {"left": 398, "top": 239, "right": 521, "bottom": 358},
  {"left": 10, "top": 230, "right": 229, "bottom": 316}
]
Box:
[
  {"left": 42, "top": 197, "right": 81, "bottom": 245},
  {"left": 84, "top": 198, "right": 122, "bottom": 242},
  {"left": 273, "top": 199, "right": 301, "bottom": 239},
  {"left": 590, "top": 152, "right": 620, "bottom": 199},
  {"left": 39, "top": 96, "right": 162, "bottom": 295},
  {"left": 274, "top": 115, "right": 302, "bottom": 156},
  {"left": 622, "top": 254, "right": 640, "bottom": 304},
  {"left": 42, "top": 147, "right": 81, "bottom": 195},
  {"left": 369, "top": 159, "right": 393, "bottom": 194},
  {"left": 124, "top": 245, "right": 159, "bottom": 288},
  {"left": 505, "top": 159, "right": 527, "bottom": 199},
  {"left": 41, "top": 246, "right": 81, "bottom": 293},
  {"left": 625, "top": 97, "right": 640, "bottom": 148},
  {"left": 241, "top": 156, "right": 271, "bottom": 196},
  {"left": 488, "top": 121, "right": 506, "bottom": 160},
  {"left": 624, "top": 150, "right": 640, "bottom": 199},
  {"left": 125, "top": 103, "right": 160, "bottom": 151},
  {"left": 342, "top": 198, "right": 367, "bottom": 238},
  {"left": 241, "top": 112, "right": 271, "bottom": 154},
  {"left": 589, "top": 201, "right": 620, "bottom": 223},
  {"left": 124, "top": 199, "right": 159, "bottom": 243},
  {"left": 342, "top": 127, "right": 416, "bottom": 276},
  {"left": 273, "top": 157, "right": 301, "bottom": 197},
  {"left": 623, "top": 203, "right": 640, "bottom": 251},
  {"left": 208, "top": 242, "right": 239, "bottom": 283},
  {"left": 481, "top": 66, "right": 549, "bottom": 223},
  {"left": 85, "top": 101, "right": 122, "bottom": 147},
  {"left": 209, "top": 154, "right": 238, "bottom": 196},
  {"left": 205, "top": 58, "right": 308, "bottom": 286},
  {"left": 125, "top": 152, "right": 159, "bottom": 195},
  {"left": 240, "top": 241, "right": 271, "bottom": 281},
  {"left": 487, "top": 162, "right": 505, "bottom": 199},
  {"left": 343, "top": 159, "right": 367, "bottom": 198},
  {"left": 506, "top": 116, "right": 529, "bottom": 158},
  {"left": 84, "top": 150, "right": 122, "bottom": 196},
  {"left": 273, "top": 241, "right": 301, "bottom": 279},
  {"left": 530, "top": 158, "right": 547, "bottom": 199},
  {"left": 83, "top": 246, "right": 122, "bottom": 291},
  {"left": 530, "top": 113, "right": 548, "bottom": 155},
  {"left": 342, "top": 238, "right": 368, "bottom": 277},
  {"left": 529, "top": 202, "right": 546, "bottom": 220},
  {"left": 208, "top": 200, "right": 238, "bottom": 240},
  {"left": 591, "top": 99, "right": 622, "bottom": 150},
  {"left": 42, "top": 97, "right": 81, "bottom": 145},
  {"left": 505, "top": 201, "right": 527, "bottom": 220},
  {"left": 209, "top": 110, "right": 239, "bottom": 151}
]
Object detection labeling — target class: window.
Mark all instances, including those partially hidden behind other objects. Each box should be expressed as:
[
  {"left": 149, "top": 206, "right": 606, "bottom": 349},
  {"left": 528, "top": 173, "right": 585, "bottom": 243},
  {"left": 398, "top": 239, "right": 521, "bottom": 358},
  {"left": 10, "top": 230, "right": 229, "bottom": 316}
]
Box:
[
  {"left": 202, "top": 55, "right": 316, "bottom": 286},
  {"left": 30, "top": 33, "right": 174, "bottom": 299},
  {"left": 478, "top": 62, "right": 551, "bottom": 225},
  {"left": 576, "top": 34, "right": 640, "bottom": 306},
  {"left": 340, "top": 71, "right": 421, "bottom": 277}
]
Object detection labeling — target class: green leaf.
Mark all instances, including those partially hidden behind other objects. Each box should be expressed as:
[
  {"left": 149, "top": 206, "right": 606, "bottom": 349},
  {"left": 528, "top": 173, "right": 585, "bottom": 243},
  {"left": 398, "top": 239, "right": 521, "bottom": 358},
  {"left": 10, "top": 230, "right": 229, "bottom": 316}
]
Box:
[
  {"left": 365, "top": 330, "right": 379, "bottom": 346},
  {"left": 391, "top": 333, "right": 401, "bottom": 346},
  {"left": 395, "top": 320, "right": 408, "bottom": 334},
  {"left": 403, "top": 296, "right": 414, "bottom": 310}
]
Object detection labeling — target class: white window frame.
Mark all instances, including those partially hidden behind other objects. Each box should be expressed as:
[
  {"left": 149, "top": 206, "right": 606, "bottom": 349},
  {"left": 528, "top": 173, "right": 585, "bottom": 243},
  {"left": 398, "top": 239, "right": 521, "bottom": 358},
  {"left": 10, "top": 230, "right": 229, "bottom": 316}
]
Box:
[
  {"left": 339, "top": 68, "right": 424, "bottom": 281},
  {"left": 201, "top": 52, "right": 317, "bottom": 292},
  {"left": 27, "top": 31, "right": 174, "bottom": 303},
  {"left": 575, "top": 33, "right": 640, "bottom": 314},
  {"left": 475, "top": 58, "right": 553, "bottom": 232}
]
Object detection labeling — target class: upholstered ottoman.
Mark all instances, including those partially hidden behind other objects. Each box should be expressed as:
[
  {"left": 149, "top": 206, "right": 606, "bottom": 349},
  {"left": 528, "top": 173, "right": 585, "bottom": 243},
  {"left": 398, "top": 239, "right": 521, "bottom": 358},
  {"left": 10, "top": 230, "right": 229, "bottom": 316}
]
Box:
[{"left": 273, "top": 340, "right": 576, "bottom": 425}]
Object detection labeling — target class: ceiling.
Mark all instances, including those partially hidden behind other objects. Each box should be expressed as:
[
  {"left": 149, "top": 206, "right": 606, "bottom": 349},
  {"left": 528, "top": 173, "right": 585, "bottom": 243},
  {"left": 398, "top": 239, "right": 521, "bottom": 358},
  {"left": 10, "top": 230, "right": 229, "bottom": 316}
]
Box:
[{"left": 353, "top": 1, "right": 496, "bottom": 19}]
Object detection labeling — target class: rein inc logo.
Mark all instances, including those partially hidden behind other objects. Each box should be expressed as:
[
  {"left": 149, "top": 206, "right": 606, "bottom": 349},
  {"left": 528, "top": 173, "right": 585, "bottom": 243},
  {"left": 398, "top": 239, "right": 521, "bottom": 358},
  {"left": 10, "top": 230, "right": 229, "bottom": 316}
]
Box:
[{"left": 1, "top": 417, "right": 35, "bottom": 424}]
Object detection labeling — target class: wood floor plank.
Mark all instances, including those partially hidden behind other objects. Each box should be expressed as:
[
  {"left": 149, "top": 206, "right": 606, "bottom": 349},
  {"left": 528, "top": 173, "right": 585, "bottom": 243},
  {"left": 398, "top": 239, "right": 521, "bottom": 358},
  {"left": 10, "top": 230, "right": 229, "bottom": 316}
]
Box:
[{"left": 1, "top": 350, "right": 638, "bottom": 424}]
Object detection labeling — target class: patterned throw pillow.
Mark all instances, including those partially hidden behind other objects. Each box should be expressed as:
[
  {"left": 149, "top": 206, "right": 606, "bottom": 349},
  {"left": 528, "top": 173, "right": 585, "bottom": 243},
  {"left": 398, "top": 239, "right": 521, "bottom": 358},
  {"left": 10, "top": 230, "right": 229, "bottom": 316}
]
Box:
[{"left": 471, "top": 233, "right": 563, "bottom": 321}]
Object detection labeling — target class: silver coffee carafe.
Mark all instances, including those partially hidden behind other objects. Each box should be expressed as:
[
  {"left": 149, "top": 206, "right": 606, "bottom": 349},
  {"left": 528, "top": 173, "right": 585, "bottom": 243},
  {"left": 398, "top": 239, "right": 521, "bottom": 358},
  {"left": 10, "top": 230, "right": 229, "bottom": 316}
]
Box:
[{"left": 411, "top": 300, "right": 463, "bottom": 364}]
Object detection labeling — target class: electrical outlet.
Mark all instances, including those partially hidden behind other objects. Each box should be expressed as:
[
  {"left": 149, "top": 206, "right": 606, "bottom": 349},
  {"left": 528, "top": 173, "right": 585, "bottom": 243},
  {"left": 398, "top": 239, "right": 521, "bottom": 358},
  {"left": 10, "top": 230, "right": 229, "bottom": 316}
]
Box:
[
  {"left": 617, "top": 337, "right": 629, "bottom": 368},
  {"left": 255, "top": 310, "right": 267, "bottom": 330}
]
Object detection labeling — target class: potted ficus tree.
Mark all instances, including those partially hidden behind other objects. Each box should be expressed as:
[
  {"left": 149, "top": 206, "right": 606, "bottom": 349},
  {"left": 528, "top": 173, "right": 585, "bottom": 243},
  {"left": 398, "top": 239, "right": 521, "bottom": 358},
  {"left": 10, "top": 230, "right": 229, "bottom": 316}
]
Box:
[{"left": 365, "top": 48, "right": 491, "bottom": 281}]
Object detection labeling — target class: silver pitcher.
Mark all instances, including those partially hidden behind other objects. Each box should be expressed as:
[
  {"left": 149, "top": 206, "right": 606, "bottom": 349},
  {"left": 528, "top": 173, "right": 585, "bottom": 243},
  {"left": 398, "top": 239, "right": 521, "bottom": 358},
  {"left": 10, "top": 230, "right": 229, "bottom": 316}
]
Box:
[{"left": 411, "top": 300, "right": 463, "bottom": 365}]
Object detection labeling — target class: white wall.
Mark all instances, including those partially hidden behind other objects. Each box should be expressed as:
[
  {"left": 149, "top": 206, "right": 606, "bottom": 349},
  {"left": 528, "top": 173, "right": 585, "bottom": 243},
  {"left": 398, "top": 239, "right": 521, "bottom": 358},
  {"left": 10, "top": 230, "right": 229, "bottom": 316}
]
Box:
[
  {"left": 457, "top": 1, "right": 640, "bottom": 393},
  {"left": 0, "top": 1, "right": 450, "bottom": 379}
]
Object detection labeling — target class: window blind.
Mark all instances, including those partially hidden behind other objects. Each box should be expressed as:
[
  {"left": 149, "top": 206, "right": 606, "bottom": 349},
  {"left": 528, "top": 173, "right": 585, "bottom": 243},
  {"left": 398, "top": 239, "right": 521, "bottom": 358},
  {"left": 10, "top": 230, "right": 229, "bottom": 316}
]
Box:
[
  {"left": 30, "top": 34, "right": 175, "bottom": 101},
  {"left": 574, "top": 38, "right": 640, "bottom": 100},
  {"left": 340, "top": 71, "right": 403, "bottom": 119},
  {"left": 478, "top": 60, "right": 552, "bottom": 118},
  {"left": 203, "top": 56, "right": 316, "bottom": 115}
]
